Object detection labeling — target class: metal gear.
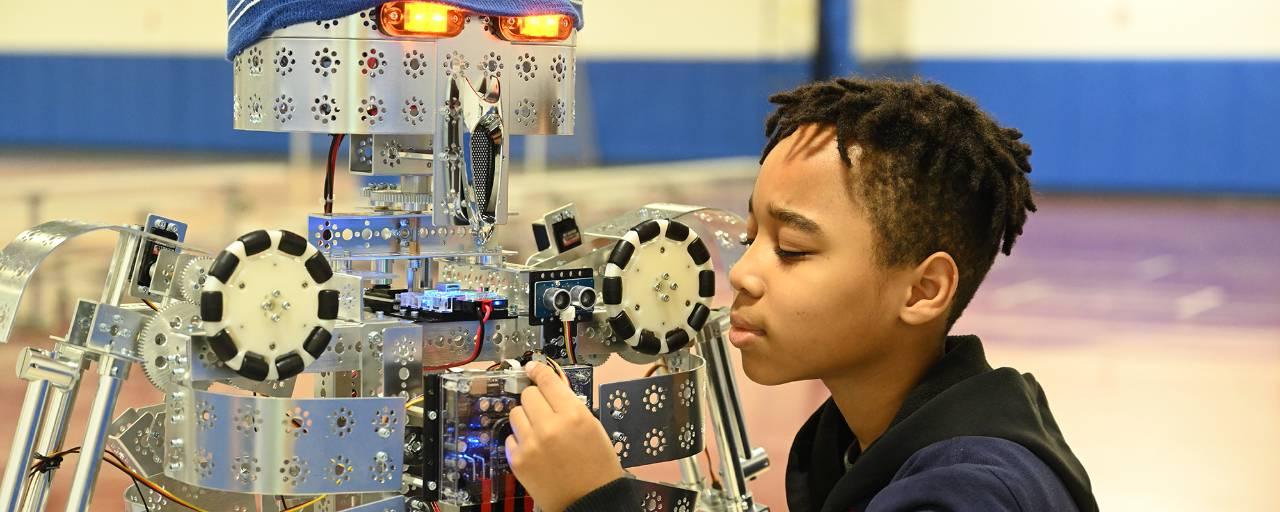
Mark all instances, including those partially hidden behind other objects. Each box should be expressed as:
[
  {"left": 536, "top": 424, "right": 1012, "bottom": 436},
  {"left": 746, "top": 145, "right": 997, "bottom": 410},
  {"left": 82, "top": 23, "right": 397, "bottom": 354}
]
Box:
[
  {"left": 175, "top": 257, "right": 214, "bottom": 303},
  {"left": 137, "top": 302, "right": 200, "bottom": 391}
]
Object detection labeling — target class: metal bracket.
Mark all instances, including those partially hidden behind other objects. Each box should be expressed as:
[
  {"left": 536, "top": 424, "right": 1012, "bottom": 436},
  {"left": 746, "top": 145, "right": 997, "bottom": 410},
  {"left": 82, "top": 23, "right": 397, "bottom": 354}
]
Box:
[
  {"left": 598, "top": 355, "right": 705, "bottom": 468},
  {"left": 15, "top": 347, "right": 79, "bottom": 387},
  {"left": 0, "top": 220, "right": 208, "bottom": 343}
]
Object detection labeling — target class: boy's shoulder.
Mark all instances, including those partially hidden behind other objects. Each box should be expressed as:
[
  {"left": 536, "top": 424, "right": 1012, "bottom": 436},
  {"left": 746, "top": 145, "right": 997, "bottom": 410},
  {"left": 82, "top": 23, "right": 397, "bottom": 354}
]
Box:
[
  {"left": 866, "top": 436, "right": 1080, "bottom": 512},
  {"left": 787, "top": 336, "right": 1097, "bottom": 512}
]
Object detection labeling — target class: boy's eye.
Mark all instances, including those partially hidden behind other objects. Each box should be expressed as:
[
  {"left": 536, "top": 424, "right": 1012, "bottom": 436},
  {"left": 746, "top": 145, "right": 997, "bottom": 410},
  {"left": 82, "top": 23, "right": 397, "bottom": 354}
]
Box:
[
  {"left": 774, "top": 248, "right": 809, "bottom": 260},
  {"left": 742, "top": 237, "right": 809, "bottom": 261}
]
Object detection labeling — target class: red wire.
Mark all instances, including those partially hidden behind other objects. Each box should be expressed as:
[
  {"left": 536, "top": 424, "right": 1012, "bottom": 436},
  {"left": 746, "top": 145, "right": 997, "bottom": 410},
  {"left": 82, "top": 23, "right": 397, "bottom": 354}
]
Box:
[
  {"left": 423, "top": 301, "right": 492, "bottom": 371},
  {"left": 564, "top": 320, "right": 577, "bottom": 365}
]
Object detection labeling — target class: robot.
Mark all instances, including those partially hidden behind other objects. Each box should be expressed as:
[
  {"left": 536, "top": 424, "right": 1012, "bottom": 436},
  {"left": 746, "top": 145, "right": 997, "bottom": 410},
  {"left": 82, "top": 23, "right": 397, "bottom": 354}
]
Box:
[{"left": 0, "top": 2, "right": 769, "bottom": 510}]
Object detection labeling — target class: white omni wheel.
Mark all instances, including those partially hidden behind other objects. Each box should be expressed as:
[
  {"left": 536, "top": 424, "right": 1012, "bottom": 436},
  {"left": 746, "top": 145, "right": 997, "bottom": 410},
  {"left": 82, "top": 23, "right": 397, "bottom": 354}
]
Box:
[
  {"left": 602, "top": 219, "right": 715, "bottom": 355},
  {"left": 197, "top": 229, "right": 338, "bottom": 381}
]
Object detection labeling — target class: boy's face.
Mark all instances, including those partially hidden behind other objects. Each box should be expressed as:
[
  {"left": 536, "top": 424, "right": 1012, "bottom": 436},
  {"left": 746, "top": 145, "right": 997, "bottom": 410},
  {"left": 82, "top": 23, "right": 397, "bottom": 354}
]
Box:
[{"left": 729, "top": 125, "right": 905, "bottom": 385}]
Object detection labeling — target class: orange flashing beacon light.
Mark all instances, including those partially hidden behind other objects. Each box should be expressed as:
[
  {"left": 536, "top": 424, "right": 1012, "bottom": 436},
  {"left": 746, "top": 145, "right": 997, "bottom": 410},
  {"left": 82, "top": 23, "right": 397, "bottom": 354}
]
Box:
[
  {"left": 380, "top": 2, "right": 465, "bottom": 37},
  {"left": 497, "top": 14, "right": 573, "bottom": 41}
]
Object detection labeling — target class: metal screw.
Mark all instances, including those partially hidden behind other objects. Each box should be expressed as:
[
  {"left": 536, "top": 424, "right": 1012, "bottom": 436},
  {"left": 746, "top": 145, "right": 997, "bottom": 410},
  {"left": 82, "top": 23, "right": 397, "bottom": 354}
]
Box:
[
  {"left": 612, "top": 410, "right": 624, "bottom": 420},
  {"left": 660, "top": 294, "right": 670, "bottom": 302},
  {"left": 670, "top": 282, "right": 679, "bottom": 290},
  {"left": 272, "top": 290, "right": 281, "bottom": 297},
  {"left": 428, "top": 481, "right": 438, "bottom": 491},
  {"left": 169, "top": 439, "right": 184, "bottom": 448},
  {"left": 377, "top": 427, "right": 391, "bottom": 438},
  {"left": 282, "top": 301, "right": 291, "bottom": 310},
  {"left": 427, "top": 411, "right": 438, "bottom": 420},
  {"left": 168, "top": 462, "right": 182, "bottom": 471}
]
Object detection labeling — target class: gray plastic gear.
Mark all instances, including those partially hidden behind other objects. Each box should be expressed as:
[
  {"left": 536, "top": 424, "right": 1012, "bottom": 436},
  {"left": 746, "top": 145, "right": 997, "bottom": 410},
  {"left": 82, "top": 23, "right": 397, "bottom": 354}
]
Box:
[
  {"left": 175, "top": 257, "right": 214, "bottom": 303},
  {"left": 138, "top": 302, "right": 200, "bottom": 391}
]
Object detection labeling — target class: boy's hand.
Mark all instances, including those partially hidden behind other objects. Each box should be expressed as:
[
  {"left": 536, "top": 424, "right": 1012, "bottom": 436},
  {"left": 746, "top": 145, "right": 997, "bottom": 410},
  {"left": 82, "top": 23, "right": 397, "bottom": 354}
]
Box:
[{"left": 506, "top": 361, "right": 624, "bottom": 512}]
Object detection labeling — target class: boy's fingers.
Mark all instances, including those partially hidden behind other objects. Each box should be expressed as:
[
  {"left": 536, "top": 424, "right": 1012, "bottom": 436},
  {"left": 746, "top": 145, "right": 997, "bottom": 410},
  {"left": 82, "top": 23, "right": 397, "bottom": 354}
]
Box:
[
  {"left": 519, "top": 386, "right": 553, "bottom": 423},
  {"left": 504, "top": 435, "right": 521, "bottom": 465},
  {"left": 525, "top": 361, "right": 580, "bottom": 411},
  {"left": 509, "top": 406, "right": 533, "bottom": 440}
]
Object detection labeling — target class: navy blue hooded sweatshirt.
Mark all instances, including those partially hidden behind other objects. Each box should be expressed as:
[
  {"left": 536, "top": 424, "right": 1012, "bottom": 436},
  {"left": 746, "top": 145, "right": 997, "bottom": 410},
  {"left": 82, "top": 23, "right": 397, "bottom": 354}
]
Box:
[{"left": 567, "top": 335, "right": 1098, "bottom": 512}]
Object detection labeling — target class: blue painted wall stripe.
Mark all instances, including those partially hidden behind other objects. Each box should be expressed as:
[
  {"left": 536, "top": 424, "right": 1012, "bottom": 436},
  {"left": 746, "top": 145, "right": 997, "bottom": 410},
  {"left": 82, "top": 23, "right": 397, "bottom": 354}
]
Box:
[
  {"left": 0, "top": 54, "right": 811, "bottom": 161},
  {"left": 0, "top": 55, "right": 287, "bottom": 152},
  {"left": 1, "top": 54, "right": 1279, "bottom": 194},
  {"left": 905, "top": 59, "right": 1280, "bottom": 194},
  {"left": 579, "top": 60, "right": 812, "bottom": 163}
]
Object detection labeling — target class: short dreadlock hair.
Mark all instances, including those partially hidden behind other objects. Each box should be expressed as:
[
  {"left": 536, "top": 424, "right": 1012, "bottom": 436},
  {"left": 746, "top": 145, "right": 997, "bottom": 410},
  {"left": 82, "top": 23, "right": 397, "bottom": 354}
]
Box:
[{"left": 761, "top": 77, "right": 1036, "bottom": 327}]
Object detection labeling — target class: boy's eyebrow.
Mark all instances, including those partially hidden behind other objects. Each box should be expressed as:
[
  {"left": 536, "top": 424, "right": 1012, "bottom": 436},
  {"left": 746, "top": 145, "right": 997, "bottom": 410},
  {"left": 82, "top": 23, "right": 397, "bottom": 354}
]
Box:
[{"left": 769, "top": 204, "right": 823, "bottom": 235}]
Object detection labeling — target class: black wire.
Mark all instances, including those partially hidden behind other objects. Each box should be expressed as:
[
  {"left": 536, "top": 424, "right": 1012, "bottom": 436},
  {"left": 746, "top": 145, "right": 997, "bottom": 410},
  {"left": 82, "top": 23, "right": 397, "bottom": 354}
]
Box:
[
  {"left": 133, "top": 477, "right": 154, "bottom": 512},
  {"left": 104, "top": 450, "right": 153, "bottom": 512},
  {"left": 279, "top": 496, "right": 289, "bottom": 510},
  {"left": 323, "top": 133, "right": 345, "bottom": 215}
]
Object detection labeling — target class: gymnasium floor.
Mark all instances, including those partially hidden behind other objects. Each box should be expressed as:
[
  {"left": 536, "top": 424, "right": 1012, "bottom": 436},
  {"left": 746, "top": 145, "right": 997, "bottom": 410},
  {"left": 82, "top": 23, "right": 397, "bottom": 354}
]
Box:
[{"left": 0, "top": 154, "right": 1275, "bottom": 510}]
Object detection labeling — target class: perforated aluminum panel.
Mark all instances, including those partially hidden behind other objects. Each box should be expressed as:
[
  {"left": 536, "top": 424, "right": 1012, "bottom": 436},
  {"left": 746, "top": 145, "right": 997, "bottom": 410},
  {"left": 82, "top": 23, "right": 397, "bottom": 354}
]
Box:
[
  {"left": 232, "top": 12, "right": 575, "bottom": 136},
  {"left": 164, "top": 390, "right": 406, "bottom": 494}
]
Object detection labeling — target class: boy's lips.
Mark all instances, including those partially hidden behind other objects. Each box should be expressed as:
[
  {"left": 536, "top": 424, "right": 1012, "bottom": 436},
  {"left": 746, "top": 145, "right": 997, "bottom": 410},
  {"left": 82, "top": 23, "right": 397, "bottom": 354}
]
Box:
[{"left": 728, "top": 312, "right": 765, "bottom": 348}]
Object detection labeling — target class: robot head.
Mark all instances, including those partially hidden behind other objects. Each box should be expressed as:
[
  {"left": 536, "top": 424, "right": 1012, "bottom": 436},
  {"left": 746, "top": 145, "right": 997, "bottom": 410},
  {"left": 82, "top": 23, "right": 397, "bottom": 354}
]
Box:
[{"left": 231, "top": 1, "right": 583, "bottom": 227}]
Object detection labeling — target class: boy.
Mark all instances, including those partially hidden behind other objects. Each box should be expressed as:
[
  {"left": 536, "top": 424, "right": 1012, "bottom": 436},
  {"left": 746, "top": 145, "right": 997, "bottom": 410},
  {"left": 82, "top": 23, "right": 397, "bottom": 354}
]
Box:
[{"left": 503, "top": 78, "right": 1097, "bottom": 512}]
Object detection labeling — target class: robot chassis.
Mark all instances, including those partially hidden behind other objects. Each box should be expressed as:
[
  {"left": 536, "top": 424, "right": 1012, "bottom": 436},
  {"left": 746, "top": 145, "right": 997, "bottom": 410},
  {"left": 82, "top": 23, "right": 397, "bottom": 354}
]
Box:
[{"left": 0, "top": 5, "right": 770, "bottom": 512}]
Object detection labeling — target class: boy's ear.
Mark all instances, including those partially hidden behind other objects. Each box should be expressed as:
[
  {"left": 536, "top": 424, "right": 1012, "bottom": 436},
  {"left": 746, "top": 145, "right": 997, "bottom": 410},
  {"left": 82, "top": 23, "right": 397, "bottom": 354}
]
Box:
[{"left": 899, "top": 252, "right": 959, "bottom": 326}]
